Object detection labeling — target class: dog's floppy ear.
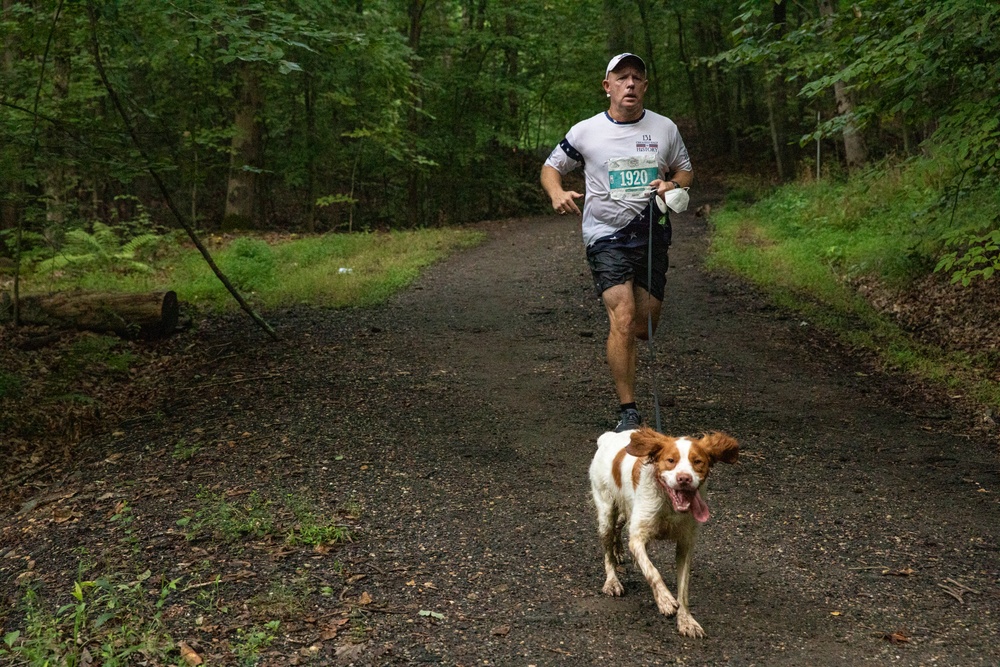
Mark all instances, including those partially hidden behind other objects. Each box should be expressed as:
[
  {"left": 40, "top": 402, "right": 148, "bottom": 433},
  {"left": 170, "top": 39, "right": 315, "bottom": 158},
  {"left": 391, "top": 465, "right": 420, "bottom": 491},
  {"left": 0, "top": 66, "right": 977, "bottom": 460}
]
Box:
[
  {"left": 625, "top": 427, "right": 663, "bottom": 458},
  {"left": 700, "top": 432, "right": 739, "bottom": 465}
]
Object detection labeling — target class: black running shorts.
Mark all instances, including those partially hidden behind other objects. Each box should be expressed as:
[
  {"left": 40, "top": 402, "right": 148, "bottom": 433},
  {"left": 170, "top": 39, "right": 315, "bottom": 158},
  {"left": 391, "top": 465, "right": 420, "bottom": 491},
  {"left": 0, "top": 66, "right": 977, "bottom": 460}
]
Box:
[{"left": 585, "top": 215, "right": 671, "bottom": 301}]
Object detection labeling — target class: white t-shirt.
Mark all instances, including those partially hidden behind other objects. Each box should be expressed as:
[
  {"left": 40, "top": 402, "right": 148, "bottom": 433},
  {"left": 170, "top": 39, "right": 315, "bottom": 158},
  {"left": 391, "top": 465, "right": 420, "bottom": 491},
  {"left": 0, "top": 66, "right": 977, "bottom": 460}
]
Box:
[{"left": 544, "top": 110, "right": 692, "bottom": 246}]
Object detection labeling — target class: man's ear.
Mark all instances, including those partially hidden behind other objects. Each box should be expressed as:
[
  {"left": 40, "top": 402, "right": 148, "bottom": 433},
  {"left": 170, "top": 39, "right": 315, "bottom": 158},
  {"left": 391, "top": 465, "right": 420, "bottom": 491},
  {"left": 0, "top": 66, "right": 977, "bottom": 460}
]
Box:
[
  {"left": 625, "top": 427, "right": 664, "bottom": 458},
  {"left": 700, "top": 432, "right": 739, "bottom": 465}
]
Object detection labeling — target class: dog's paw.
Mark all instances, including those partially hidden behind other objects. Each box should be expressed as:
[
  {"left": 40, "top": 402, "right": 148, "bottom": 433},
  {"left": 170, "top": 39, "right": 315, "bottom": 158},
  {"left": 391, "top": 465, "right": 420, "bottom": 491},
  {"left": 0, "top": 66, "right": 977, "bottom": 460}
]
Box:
[
  {"left": 602, "top": 577, "right": 624, "bottom": 597},
  {"left": 677, "top": 612, "right": 705, "bottom": 638},
  {"left": 654, "top": 591, "right": 678, "bottom": 616}
]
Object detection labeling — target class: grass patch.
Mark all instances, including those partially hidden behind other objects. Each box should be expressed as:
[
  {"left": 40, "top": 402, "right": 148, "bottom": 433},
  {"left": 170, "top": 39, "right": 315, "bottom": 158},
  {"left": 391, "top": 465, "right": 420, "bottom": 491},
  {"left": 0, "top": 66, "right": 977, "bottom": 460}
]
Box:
[
  {"left": 62, "top": 335, "right": 136, "bottom": 375},
  {"left": 708, "top": 156, "right": 1000, "bottom": 409},
  {"left": 179, "top": 488, "right": 353, "bottom": 547},
  {"left": 0, "top": 572, "right": 179, "bottom": 666},
  {"left": 171, "top": 438, "right": 201, "bottom": 462},
  {"left": 231, "top": 620, "right": 280, "bottom": 666},
  {"left": 283, "top": 494, "right": 354, "bottom": 547},
  {"left": 180, "top": 489, "right": 277, "bottom": 543},
  {"left": 18, "top": 228, "right": 485, "bottom": 311},
  {"left": 712, "top": 156, "right": 1000, "bottom": 288}
]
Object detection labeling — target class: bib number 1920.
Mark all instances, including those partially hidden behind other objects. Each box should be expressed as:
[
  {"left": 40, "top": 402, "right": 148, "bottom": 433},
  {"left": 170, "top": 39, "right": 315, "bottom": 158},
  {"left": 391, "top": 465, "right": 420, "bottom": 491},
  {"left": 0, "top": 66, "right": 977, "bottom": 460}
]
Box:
[
  {"left": 616, "top": 169, "right": 650, "bottom": 187},
  {"left": 608, "top": 161, "right": 658, "bottom": 199}
]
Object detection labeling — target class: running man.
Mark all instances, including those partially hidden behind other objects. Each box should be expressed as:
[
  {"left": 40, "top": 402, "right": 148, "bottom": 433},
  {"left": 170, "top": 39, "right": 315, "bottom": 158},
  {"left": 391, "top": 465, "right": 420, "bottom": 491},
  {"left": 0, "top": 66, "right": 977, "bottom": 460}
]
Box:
[{"left": 541, "top": 52, "right": 693, "bottom": 432}]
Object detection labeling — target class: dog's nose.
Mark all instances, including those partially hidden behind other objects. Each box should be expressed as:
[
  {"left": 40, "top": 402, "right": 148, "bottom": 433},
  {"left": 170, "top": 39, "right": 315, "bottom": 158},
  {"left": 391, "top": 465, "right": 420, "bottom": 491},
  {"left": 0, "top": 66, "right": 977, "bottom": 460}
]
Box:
[{"left": 675, "top": 473, "right": 693, "bottom": 487}]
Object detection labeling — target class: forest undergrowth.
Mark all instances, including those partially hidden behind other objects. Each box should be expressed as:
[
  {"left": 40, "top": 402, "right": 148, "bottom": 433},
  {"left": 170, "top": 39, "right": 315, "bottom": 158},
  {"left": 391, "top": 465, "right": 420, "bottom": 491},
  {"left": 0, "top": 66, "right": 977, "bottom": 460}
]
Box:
[{"left": 709, "top": 155, "right": 1000, "bottom": 412}]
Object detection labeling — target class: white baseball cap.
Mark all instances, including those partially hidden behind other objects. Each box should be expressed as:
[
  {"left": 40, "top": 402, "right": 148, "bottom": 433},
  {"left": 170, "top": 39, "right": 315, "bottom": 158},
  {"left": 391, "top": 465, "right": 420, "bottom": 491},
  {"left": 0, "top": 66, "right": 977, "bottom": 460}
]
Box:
[{"left": 606, "top": 53, "right": 646, "bottom": 76}]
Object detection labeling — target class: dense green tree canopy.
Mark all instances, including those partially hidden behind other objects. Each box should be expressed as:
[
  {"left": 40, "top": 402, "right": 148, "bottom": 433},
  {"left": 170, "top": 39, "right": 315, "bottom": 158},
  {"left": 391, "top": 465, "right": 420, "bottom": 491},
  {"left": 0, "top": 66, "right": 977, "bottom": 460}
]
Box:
[{"left": 1, "top": 0, "right": 996, "bottom": 244}]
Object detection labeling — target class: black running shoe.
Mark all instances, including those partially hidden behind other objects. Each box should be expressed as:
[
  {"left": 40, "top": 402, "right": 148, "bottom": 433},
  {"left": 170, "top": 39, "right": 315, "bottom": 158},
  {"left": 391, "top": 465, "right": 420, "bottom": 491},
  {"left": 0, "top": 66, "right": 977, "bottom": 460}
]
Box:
[{"left": 614, "top": 408, "right": 643, "bottom": 433}]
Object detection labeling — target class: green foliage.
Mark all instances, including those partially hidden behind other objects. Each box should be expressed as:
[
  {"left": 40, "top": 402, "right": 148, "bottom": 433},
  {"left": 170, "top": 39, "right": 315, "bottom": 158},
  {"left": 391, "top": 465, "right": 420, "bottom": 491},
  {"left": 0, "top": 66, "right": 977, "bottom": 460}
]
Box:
[
  {"left": 181, "top": 489, "right": 276, "bottom": 543},
  {"left": 60, "top": 335, "right": 135, "bottom": 378},
  {"left": 936, "top": 228, "right": 1000, "bottom": 286},
  {"left": 5, "top": 0, "right": 992, "bottom": 277},
  {"left": 171, "top": 438, "right": 202, "bottom": 461},
  {"left": 220, "top": 237, "right": 278, "bottom": 293},
  {"left": 711, "top": 156, "right": 991, "bottom": 288},
  {"left": 709, "top": 154, "right": 1000, "bottom": 408},
  {"left": 935, "top": 94, "right": 1000, "bottom": 174},
  {"left": 231, "top": 620, "right": 280, "bottom": 667},
  {"left": 316, "top": 194, "right": 357, "bottom": 208},
  {"left": 722, "top": 174, "right": 778, "bottom": 207},
  {"left": 174, "top": 229, "right": 484, "bottom": 309},
  {"left": 283, "top": 494, "right": 353, "bottom": 547},
  {"left": 33, "top": 222, "right": 164, "bottom": 276},
  {"left": 17, "top": 227, "right": 484, "bottom": 310},
  {"left": 1, "top": 0, "right": 627, "bottom": 242},
  {"left": 179, "top": 488, "right": 352, "bottom": 547},
  {"left": 802, "top": 0, "right": 1000, "bottom": 166},
  {"left": 688, "top": 0, "right": 993, "bottom": 235},
  {"left": 0, "top": 573, "right": 179, "bottom": 666}
]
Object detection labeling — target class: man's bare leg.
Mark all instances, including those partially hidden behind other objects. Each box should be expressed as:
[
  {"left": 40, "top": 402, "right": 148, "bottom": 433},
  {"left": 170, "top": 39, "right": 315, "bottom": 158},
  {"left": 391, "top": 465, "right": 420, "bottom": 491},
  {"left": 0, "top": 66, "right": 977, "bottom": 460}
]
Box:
[
  {"left": 632, "top": 283, "right": 663, "bottom": 341},
  {"left": 603, "top": 282, "right": 665, "bottom": 406},
  {"left": 602, "top": 282, "right": 638, "bottom": 405}
]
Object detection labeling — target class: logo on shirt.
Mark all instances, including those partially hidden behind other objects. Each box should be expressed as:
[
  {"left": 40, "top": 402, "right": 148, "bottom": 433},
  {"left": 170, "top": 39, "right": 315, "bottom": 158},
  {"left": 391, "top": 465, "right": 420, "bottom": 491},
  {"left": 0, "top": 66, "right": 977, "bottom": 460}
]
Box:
[{"left": 636, "top": 134, "right": 658, "bottom": 153}]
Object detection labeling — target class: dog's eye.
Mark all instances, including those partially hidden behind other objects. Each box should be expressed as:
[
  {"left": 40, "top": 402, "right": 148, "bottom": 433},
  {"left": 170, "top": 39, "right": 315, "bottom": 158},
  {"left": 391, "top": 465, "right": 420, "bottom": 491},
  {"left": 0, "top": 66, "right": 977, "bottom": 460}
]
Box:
[{"left": 666, "top": 458, "right": 675, "bottom": 464}]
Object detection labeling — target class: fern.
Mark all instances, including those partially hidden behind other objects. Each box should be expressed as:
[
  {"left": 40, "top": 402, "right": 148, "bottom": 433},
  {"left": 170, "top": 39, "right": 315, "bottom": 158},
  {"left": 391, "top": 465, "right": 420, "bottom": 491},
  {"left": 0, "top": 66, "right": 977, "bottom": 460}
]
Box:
[{"left": 33, "top": 223, "right": 165, "bottom": 275}]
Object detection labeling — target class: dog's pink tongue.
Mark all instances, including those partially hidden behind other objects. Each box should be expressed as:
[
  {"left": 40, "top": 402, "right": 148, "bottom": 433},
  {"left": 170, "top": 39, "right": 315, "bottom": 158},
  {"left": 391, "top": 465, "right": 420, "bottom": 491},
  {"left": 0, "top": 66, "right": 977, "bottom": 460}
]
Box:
[
  {"left": 690, "top": 491, "right": 710, "bottom": 523},
  {"left": 672, "top": 489, "right": 711, "bottom": 523}
]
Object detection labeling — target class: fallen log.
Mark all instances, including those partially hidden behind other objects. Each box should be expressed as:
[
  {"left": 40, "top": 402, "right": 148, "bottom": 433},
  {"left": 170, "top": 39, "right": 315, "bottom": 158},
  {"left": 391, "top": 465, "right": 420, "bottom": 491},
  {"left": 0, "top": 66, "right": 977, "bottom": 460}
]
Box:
[{"left": 1, "top": 290, "right": 179, "bottom": 339}]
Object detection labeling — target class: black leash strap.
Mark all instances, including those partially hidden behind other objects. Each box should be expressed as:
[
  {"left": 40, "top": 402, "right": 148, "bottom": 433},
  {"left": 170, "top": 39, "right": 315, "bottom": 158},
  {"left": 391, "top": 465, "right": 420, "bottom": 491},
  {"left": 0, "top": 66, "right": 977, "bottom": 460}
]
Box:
[{"left": 646, "top": 193, "right": 663, "bottom": 433}]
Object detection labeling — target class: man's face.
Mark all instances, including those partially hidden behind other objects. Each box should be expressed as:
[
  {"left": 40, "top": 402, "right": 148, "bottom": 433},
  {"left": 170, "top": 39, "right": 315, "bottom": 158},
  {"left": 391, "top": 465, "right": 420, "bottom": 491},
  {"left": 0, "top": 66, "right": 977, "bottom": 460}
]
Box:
[{"left": 603, "top": 65, "right": 647, "bottom": 118}]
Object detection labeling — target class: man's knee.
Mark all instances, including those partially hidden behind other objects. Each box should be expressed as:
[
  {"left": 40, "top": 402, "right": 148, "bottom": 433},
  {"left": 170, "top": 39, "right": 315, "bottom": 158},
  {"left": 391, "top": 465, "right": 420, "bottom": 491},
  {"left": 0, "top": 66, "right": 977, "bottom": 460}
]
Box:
[{"left": 609, "top": 309, "right": 636, "bottom": 336}]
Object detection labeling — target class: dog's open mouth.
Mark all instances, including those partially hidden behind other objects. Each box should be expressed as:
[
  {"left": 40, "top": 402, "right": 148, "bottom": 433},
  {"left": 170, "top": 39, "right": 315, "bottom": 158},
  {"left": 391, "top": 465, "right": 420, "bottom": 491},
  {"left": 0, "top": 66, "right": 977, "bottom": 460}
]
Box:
[{"left": 668, "top": 488, "right": 710, "bottom": 523}]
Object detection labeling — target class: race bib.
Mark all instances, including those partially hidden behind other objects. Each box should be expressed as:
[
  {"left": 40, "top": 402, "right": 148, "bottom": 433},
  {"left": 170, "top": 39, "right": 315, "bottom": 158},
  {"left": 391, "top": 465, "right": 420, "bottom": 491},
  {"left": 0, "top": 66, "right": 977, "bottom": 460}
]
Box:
[{"left": 608, "top": 155, "right": 658, "bottom": 200}]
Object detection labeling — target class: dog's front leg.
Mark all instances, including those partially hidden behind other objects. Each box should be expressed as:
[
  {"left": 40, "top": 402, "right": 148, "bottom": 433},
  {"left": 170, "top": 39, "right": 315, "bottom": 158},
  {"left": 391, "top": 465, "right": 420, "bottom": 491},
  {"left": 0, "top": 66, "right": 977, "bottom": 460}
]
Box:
[
  {"left": 628, "top": 534, "right": 678, "bottom": 616},
  {"left": 674, "top": 533, "right": 704, "bottom": 637},
  {"left": 598, "top": 506, "right": 625, "bottom": 597},
  {"left": 596, "top": 500, "right": 624, "bottom": 596}
]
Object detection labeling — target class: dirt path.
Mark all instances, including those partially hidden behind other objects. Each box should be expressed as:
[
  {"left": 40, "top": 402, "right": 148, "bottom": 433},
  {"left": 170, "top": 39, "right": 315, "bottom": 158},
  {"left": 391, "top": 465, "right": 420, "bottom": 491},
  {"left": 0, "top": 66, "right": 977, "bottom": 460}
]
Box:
[{"left": 3, "top": 207, "right": 1000, "bottom": 666}]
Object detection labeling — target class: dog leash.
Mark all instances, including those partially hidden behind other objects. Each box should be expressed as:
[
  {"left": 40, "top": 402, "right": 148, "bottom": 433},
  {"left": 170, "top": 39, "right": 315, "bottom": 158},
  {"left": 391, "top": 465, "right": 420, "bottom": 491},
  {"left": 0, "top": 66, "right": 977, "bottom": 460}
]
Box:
[{"left": 646, "top": 193, "right": 664, "bottom": 433}]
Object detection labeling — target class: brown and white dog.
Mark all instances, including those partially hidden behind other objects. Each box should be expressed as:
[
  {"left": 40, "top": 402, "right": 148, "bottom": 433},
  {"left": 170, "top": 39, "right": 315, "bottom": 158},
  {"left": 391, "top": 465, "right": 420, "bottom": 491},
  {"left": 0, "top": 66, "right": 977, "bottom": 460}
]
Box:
[{"left": 589, "top": 426, "right": 739, "bottom": 637}]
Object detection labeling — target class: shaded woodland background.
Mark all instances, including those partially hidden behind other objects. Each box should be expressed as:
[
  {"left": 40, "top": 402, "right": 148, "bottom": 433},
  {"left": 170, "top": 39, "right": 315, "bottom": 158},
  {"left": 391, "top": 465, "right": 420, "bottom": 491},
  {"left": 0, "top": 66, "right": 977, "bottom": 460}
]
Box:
[{"left": 2, "top": 0, "right": 996, "bottom": 244}]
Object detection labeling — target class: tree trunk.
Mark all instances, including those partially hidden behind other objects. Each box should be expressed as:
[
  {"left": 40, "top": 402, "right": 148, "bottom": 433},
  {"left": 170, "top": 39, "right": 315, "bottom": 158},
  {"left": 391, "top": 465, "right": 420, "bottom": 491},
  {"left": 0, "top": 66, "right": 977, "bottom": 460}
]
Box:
[
  {"left": 604, "top": 0, "right": 629, "bottom": 56},
  {"left": 224, "top": 63, "right": 264, "bottom": 229},
  {"left": 1, "top": 0, "right": 19, "bottom": 236},
  {"left": 818, "top": 0, "right": 868, "bottom": 170},
  {"left": 765, "top": 84, "right": 786, "bottom": 180},
  {"left": 675, "top": 12, "right": 703, "bottom": 139},
  {"left": 44, "top": 51, "right": 73, "bottom": 228},
  {"left": 304, "top": 71, "right": 317, "bottom": 233},
  {"left": 832, "top": 78, "right": 867, "bottom": 169},
  {"left": 767, "top": 0, "right": 792, "bottom": 180},
  {"left": 1, "top": 290, "right": 180, "bottom": 339},
  {"left": 504, "top": 11, "right": 520, "bottom": 132},
  {"left": 1, "top": 0, "right": 12, "bottom": 72},
  {"left": 405, "top": 0, "right": 427, "bottom": 228},
  {"left": 635, "top": 0, "right": 660, "bottom": 110}
]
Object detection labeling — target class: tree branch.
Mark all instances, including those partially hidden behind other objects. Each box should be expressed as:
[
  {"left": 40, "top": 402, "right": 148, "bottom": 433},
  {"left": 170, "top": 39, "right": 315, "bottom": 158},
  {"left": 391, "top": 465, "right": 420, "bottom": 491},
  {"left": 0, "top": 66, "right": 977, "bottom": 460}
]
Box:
[{"left": 85, "top": 1, "right": 278, "bottom": 341}]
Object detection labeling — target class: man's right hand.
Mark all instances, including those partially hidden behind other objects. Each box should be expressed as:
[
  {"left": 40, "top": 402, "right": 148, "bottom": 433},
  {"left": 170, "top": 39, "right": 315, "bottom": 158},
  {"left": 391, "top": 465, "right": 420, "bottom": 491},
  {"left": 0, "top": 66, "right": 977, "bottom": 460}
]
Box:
[
  {"left": 551, "top": 190, "right": 584, "bottom": 216},
  {"left": 540, "top": 165, "right": 583, "bottom": 216}
]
